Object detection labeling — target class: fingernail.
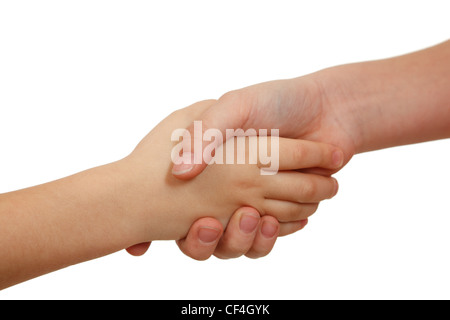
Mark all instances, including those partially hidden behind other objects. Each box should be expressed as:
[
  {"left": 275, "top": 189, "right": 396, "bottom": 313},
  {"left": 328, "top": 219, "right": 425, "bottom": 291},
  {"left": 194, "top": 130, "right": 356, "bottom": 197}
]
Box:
[
  {"left": 261, "top": 221, "right": 278, "bottom": 238},
  {"left": 172, "top": 164, "right": 194, "bottom": 175},
  {"left": 239, "top": 212, "right": 260, "bottom": 234},
  {"left": 172, "top": 152, "right": 194, "bottom": 175},
  {"left": 198, "top": 227, "right": 221, "bottom": 244},
  {"left": 332, "top": 149, "right": 344, "bottom": 168}
]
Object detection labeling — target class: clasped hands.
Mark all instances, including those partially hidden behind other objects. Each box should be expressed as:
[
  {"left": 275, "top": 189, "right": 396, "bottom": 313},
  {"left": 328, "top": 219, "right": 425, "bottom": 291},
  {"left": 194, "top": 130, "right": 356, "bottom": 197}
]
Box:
[{"left": 125, "top": 74, "right": 349, "bottom": 260}]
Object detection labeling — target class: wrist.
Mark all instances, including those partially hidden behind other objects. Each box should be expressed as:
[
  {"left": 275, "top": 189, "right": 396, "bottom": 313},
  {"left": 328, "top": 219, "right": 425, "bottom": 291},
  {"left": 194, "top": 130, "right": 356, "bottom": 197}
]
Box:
[
  {"left": 0, "top": 160, "right": 145, "bottom": 288},
  {"left": 313, "top": 59, "right": 403, "bottom": 154},
  {"left": 107, "top": 157, "right": 161, "bottom": 244},
  {"left": 70, "top": 160, "right": 146, "bottom": 249},
  {"left": 115, "top": 154, "right": 187, "bottom": 242},
  {"left": 315, "top": 41, "right": 450, "bottom": 154},
  {"left": 309, "top": 64, "right": 369, "bottom": 156}
]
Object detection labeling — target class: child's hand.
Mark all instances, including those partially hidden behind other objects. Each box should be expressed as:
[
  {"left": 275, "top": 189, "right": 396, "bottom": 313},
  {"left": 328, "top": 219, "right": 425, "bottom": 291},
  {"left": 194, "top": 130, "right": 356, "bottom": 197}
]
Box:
[
  {"left": 0, "top": 99, "right": 341, "bottom": 289},
  {"left": 121, "top": 100, "right": 340, "bottom": 242}
]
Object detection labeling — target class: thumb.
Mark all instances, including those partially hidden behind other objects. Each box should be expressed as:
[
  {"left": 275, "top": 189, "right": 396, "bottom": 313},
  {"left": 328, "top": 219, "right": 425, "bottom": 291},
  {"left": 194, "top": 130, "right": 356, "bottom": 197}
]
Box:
[{"left": 171, "top": 92, "right": 251, "bottom": 180}]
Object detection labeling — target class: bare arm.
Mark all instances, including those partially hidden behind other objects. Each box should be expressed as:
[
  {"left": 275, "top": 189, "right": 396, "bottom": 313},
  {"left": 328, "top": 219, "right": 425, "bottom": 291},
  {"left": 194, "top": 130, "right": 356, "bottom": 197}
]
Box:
[
  {"left": 0, "top": 100, "right": 340, "bottom": 289},
  {"left": 317, "top": 40, "right": 450, "bottom": 154},
  {"left": 0, "top": 162, "right": 138, "bottom": 289},
  {"left": 172, "top": 40, "right": 450, "bottom": 180}
]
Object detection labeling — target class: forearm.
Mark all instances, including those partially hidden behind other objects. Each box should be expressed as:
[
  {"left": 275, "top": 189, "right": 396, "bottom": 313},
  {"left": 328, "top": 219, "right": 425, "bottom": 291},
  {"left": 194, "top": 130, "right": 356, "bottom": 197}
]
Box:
[
  {"left": 322, "top": 40, "right": 450, "bottom": 154},
  {"left": 0, "top": 161, "right": 140, "bottom": 289}
]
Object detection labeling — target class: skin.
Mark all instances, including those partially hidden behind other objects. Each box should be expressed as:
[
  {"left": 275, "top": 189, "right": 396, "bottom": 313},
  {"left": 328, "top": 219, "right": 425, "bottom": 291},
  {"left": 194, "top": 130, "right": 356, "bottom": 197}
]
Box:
[
  {"left": 0, "top": 100, "right": 341, "bottom": 289},
  {"left": 157, "top": 40, "right": 450, "bottom": 260},
  {"left": 5, "top": 41, "right": 448, "bottom": 287}
]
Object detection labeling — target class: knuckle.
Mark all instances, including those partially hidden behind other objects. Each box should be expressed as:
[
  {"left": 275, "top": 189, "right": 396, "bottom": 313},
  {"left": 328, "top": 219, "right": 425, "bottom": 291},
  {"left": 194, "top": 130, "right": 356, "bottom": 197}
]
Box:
[
  {"left": 302, "top": 180, "right": 318, "bottom": 199},
  {"left": 193, "top": 254, "right": 213, "bottom": 261},
  {"left": 292, "top": 143, "right": 305, "bottom": 165},
  {"left": 297, "top": 204, "right": 319, "bottom": 220},
  {"left": 220, "top": 240, "right": 249, "bottom": 258},
  {"left": 169, "top": 109, "right": 182, "bottom": 118},
  {"left": 306, "top": 203, "right": 319, "bottom": 218},
  {"left": 218, "top": 89, "right": 253, "bottom": 122},
  {"left": 311, "top": 203, "right": 320, "bottom": 212},
  {"left": 246, "top": 248, "right": 269, "bottom": 259},
  {"left": 286, "top": 207, "right": 304, "bottom": 221},
  {"left": 232, "top": 175, "right": 258, "bottom": 191},
  {"left": 228, "top": 243, "right": 247, "bottom": 256},
  {"left": 329, "top": 178, "right": 339, "bottom": 198},
  {"left": 213, "top": 252, "right": 232, "bottom": 260},
  {"left": 219, "top": 89, "right": 242, "bottom": 105}
]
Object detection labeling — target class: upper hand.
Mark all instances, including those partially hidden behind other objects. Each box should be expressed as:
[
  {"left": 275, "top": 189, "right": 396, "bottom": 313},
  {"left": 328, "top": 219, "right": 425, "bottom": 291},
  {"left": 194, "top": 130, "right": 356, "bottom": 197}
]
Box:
[
  {"left": 129, "top": 72, "right": 353, "bottom": 260},
  {"left": 172, "top": 74, "right": 355, "bottom": 180}
]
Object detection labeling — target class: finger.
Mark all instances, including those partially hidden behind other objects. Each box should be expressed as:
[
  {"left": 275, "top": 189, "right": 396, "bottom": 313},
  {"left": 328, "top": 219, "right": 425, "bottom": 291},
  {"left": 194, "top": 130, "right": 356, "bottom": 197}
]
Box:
[
  {"left": 264, "top": 171, "right": 339, "bottom": 203},
  {"left": 125, "top": 242, "right": 151, "bottom": 256},
  {"left": 262, "top": 199, "right": 319, "bottom": 222},
  {"left": 271, "top": 138, "right": 344, "bottom": 171},
  {"left": 213, "top": 207, "right": 261, "bottom": 259},
  {"left": 176, "top": 217, "right": 223, "bottom": 261},
  {"left": 279, "top": 219, "right": 309, "bottom": 237},
  {"left": 245, "top": 215, "right": 280, "bottom": 259}
]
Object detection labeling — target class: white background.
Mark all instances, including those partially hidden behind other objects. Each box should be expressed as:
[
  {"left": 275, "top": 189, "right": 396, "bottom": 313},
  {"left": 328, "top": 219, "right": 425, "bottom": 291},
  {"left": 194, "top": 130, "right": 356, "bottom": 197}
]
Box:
[{"left": 0, "top": 1, "right": 449, "bottom": 299}]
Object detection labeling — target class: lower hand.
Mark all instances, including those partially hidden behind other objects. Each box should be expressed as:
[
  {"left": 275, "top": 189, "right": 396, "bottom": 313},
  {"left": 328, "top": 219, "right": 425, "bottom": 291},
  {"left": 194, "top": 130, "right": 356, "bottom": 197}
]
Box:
[{"left": 127, "top": 208, "right": 309, "bottom": 260}]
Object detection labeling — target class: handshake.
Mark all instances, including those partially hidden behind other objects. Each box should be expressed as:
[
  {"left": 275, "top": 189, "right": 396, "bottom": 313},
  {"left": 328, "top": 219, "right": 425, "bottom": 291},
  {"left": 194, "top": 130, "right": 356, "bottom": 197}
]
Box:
[
  {"left": 124, "top": 98, "right": 342, "bottom": 258},
  {"left": 1, "top": 40, "right": 449, "bottom": 289}
]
